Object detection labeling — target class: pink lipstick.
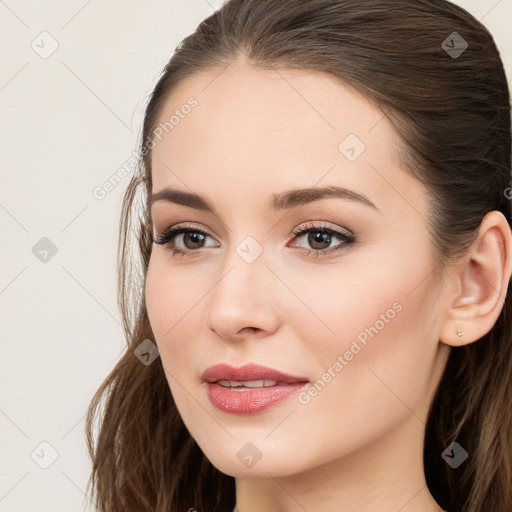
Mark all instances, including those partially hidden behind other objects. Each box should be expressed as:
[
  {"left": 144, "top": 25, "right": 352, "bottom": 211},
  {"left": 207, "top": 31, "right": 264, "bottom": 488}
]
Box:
[{"left": 201, "top": 363, "right": 309, "bottom": 414}]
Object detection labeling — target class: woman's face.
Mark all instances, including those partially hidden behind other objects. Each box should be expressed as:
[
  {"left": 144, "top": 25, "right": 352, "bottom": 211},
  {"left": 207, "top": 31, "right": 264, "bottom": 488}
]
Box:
[{"left": 145, "top": 61, "right": 451, "bottom": 478}]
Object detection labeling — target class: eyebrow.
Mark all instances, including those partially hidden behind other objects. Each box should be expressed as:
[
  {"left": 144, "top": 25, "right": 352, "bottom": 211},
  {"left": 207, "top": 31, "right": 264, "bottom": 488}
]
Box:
[{"left": 149, "top": 185, "right": 379, "bottom": 213}]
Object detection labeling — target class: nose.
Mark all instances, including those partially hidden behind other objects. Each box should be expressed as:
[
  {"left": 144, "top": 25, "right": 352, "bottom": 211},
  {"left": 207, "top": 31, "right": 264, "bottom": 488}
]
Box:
[{"left": 205, "top": 248, "right": 283, "bottom": 342}]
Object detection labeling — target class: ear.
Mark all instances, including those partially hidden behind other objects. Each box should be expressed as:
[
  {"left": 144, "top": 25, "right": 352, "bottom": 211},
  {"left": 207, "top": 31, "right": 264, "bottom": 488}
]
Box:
[{"left": 439, "top": 211, "right": 512, "bottom": 347}]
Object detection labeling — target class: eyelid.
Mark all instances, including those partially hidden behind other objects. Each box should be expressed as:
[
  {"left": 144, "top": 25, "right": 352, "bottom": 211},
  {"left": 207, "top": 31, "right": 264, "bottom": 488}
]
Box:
[
  {"left": 153, "top": 220, "right": 352, "bottom": 241},
  {"left": 289, "top": 220, "right": 354, "bottom": 241}
]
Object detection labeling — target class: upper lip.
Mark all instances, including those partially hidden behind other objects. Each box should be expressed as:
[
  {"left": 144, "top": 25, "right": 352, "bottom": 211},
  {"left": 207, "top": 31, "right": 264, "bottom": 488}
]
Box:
[{"left": 201, "top": 363, "right": 309, "bottom": 384}]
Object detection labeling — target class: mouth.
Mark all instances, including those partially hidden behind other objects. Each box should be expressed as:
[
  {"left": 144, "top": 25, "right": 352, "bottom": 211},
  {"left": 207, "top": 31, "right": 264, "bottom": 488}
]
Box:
[
  {"left": 201, "top": 363, "right": 309, "bottom": 414},
  {"left": 215, "top": 379, "right": 298, "bottom": 389}
]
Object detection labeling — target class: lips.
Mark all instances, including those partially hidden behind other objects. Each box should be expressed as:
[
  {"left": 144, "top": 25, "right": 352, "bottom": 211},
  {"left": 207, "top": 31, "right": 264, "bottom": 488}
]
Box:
[
  {"left": 201, "top": 363, "right": 309, "bottom": 414},
  {"left": 201, "top": 363, "right": 308, "bottom": 385}
]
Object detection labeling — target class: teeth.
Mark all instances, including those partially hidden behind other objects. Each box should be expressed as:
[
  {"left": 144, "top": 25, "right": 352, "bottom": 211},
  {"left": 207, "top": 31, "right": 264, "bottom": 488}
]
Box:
[{"left": 217, "top": 379, "right": 278, "bottom": 388}]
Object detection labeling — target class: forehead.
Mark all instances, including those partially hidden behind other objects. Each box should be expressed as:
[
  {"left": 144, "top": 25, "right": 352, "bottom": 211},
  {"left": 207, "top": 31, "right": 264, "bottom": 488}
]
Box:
[
  {"left": 152, "top": 62, "right": 387, "bottom": 160},
  {"left": 149, "top": 62, "right": 426, "bottom": 220}
]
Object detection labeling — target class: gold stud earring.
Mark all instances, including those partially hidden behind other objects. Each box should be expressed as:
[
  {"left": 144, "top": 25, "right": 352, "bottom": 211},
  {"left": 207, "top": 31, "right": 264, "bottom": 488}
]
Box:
[{"left": 457, "top": 328, "right": 463, "bottom": 337}]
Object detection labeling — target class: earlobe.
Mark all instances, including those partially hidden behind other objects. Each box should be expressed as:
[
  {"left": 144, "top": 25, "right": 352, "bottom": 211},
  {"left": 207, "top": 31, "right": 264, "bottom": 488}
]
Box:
[{"left": 440, "top": 211, "right": 512, "bottom": 347}]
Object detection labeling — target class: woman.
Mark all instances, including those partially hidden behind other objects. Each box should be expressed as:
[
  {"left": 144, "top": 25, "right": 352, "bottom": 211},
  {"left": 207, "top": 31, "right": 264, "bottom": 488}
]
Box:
[{"left": 85, "top": 1, "right": 512, "bottom": 511}]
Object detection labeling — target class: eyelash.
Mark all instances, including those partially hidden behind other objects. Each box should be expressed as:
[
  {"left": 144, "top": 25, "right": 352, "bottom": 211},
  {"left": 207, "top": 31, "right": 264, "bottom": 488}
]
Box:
[{"left": 152, "top": 221, "right": 357, "bottom": 259}]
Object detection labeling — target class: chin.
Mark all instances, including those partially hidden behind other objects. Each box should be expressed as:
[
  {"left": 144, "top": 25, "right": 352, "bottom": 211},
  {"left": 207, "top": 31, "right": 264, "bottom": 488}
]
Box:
[{"left": 198, "top": 439, "right": 309, "bottom": 478}]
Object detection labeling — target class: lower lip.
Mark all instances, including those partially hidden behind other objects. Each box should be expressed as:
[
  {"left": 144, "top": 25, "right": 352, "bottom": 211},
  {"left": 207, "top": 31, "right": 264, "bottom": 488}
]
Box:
[{"left": 205, "top": 382, "right": 308, "bottom": 414}]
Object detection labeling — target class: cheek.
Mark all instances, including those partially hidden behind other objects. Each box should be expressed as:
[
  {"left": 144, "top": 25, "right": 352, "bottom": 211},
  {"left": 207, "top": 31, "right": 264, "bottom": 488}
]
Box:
[
  {"left": 287, "top": 247, "right": 432, "bottom": 358},
  {"left": 295, "top": 245, "right": 440, "bottom": 428},
  {"left": 145, "top": 254, "right": 213, "bottom": 371},
  {"left": 145, "top": 256, "right": 204, "bottom": 415},
  {"left": 145, "top": 256, "right": 172, "bottom": 339},
  {"left": 146, "top": 253, "right": 199, "bottom": 333},
  {"left": 145, "top": 256, "right": 189, "bottom": 356}
]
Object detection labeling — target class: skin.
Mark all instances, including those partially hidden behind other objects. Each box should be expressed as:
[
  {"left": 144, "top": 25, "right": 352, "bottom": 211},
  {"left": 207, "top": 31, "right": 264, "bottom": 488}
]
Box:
[{"left": 145, "top": 57, "right": 512, "bottom": 512}]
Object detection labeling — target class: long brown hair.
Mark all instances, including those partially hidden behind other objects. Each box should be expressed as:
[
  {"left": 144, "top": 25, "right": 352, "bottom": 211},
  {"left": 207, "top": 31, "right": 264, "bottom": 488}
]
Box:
[{"left": 85, "top": 1, "right": 512, "bottom": 510}]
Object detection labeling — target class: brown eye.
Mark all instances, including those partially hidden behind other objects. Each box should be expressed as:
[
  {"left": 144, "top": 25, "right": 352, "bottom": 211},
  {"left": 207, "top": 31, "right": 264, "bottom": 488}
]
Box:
[
  {"left": 290, "top": 221, "right": 357, "bottom": 258},
  {"left": 307, "top": 231, "right": 334, "bottom": 250},
  {"left": 153, "top": 224, "right": 217, "bottom": 256},
  {"left": 182, "top": 231, "right": 207, "bottom": 249}
]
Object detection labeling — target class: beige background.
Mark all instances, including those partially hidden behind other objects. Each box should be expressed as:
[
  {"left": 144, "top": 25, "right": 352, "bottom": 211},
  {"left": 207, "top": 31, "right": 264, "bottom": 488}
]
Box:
[{"left": 1, "top": 1, "right": 511, "bottom": 510}]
